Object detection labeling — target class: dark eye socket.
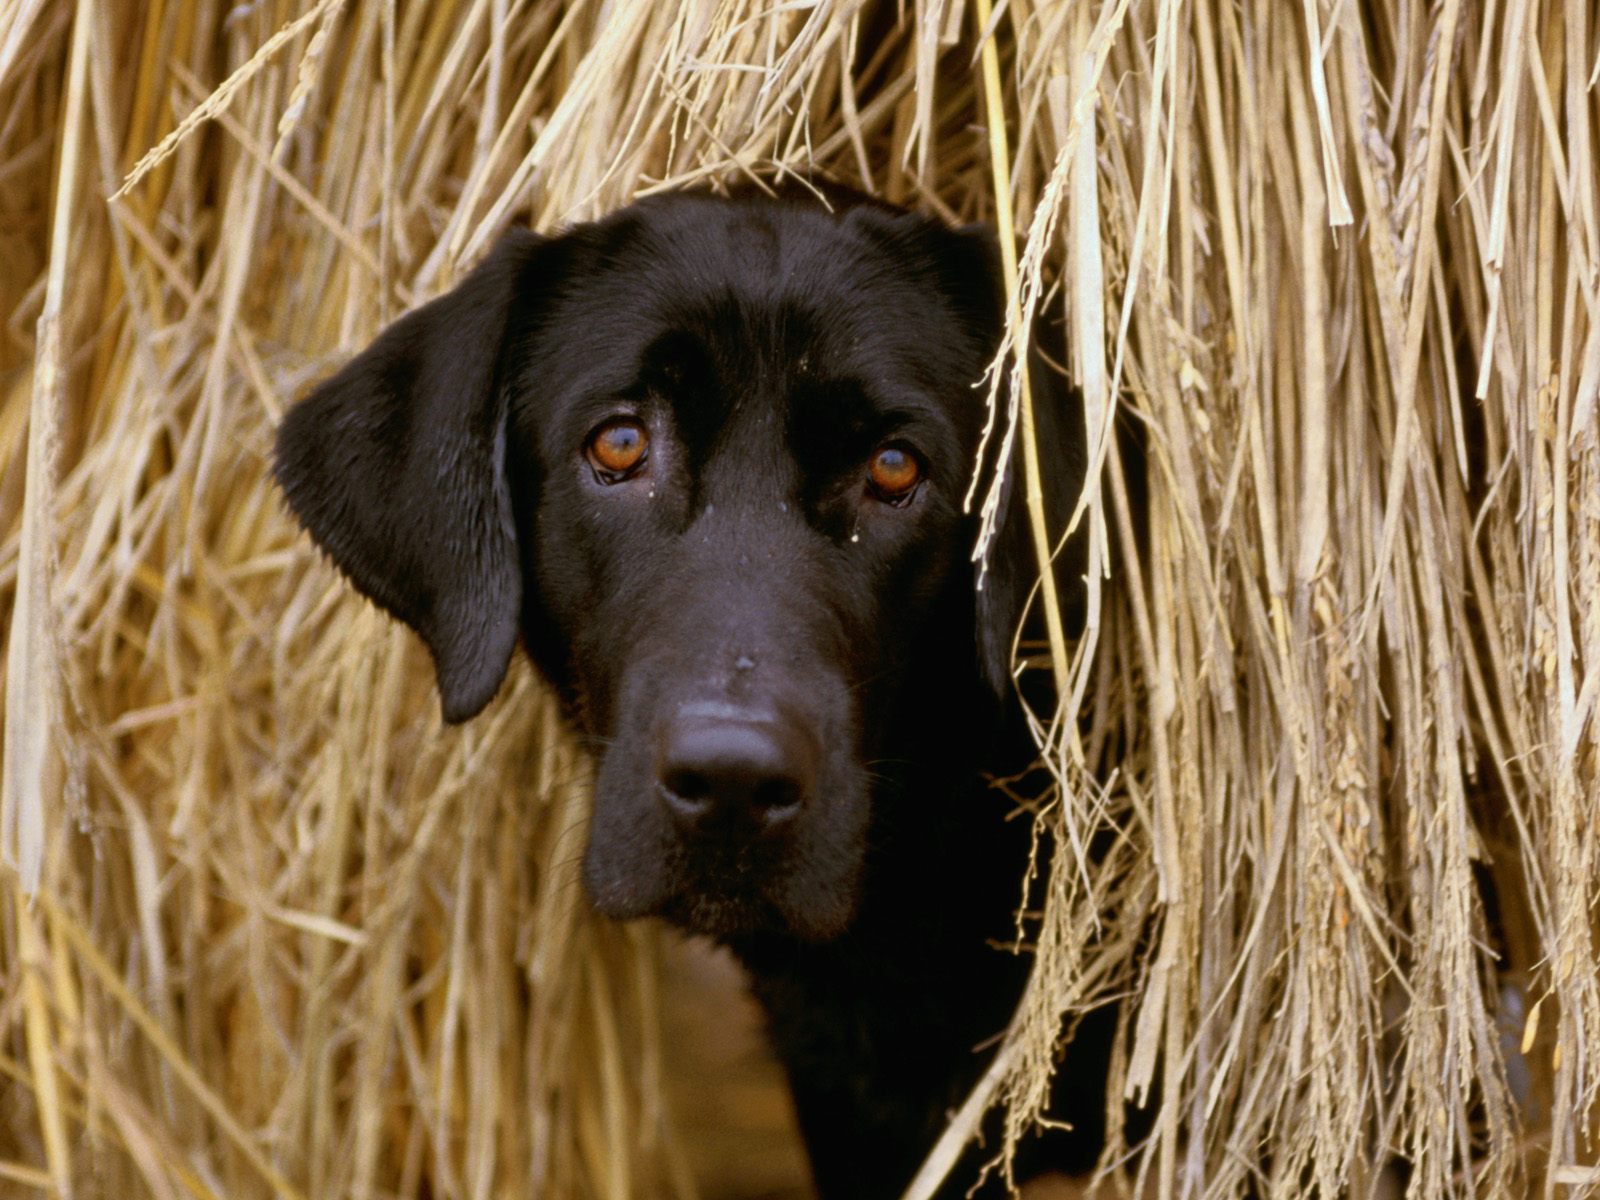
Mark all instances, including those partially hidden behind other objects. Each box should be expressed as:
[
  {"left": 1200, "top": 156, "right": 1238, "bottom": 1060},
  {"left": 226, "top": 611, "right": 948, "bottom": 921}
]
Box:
[
  {"left": 866, "top": 443, "right": 924, "bottom": 504},
  {"left": 586, "top": 418, "right": 649, "bottom": 481}
]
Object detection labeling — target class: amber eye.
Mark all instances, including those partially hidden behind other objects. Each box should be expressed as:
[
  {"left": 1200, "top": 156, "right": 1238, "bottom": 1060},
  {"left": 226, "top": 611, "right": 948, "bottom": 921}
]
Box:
[
  {"left": 587, "top": 418, "right": 649, "bottom": 479},
  {"left": 867, "top": 444, "right": 923, "bottom": 503}
]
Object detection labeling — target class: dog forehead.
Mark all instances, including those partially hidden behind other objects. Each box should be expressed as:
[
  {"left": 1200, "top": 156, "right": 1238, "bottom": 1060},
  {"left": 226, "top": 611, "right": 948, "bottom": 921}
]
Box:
[
  {"left": 573, "top": 197, "right": 942, "bottom": 340},
  {"left": 611, "top": 193, "right": 871, "bottom": 281},
  {"left": 533, "top": 217, "right": 885, "bottom": 382}
]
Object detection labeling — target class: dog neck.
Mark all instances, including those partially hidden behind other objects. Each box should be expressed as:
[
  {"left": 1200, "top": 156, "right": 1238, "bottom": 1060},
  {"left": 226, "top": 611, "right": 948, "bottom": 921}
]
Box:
[{"left": 723, "top": 673, "right": 1042, "bottom": 1199}]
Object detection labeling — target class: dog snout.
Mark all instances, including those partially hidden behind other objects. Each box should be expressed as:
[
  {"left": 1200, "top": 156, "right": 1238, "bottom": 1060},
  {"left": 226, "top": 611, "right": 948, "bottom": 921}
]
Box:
[{"left": 656, "top": 706, "right": 818, "bottom": 834}]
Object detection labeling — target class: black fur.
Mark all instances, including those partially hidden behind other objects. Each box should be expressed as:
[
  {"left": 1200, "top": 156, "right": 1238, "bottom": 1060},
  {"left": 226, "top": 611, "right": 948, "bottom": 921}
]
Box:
[{"left": 276, "top": 190, "right": 1096, "bottom": 1197}]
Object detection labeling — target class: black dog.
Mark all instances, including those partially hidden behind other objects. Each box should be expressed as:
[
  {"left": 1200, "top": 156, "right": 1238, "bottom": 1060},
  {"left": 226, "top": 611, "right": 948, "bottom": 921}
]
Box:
[{"left": 275, "top": 190, "right": 1099, "bottom": 1197}]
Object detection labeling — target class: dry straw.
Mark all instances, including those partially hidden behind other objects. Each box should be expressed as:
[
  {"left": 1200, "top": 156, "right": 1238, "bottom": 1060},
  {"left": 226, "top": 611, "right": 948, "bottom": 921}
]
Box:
[{"left": 1, "top": 0, "right": 1597, "bottom": 1196}]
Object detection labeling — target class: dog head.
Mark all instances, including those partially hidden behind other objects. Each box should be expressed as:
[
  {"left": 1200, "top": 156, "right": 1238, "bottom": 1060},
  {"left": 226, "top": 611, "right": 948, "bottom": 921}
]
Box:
[{"left": 276, "top": 192, "right": 1079, "bottom": 940}]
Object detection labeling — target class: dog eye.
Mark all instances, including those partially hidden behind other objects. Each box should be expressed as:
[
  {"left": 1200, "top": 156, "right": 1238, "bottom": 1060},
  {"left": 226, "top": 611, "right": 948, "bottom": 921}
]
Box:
[
  {"left": 866, "top": 444, "right": 923, "bottom": 504},
  {"left": 587, "top": 418, "right": 649, "bottom": 480}
]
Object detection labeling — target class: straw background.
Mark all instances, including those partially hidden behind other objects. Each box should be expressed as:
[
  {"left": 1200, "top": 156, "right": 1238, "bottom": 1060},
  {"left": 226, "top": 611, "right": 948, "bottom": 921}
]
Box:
[{"left": 1, "top": 0, "right": 1597, "bottom": 1196}]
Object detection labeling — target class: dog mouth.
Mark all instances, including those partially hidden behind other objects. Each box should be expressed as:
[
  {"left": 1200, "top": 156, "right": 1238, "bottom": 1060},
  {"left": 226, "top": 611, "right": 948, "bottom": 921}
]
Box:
[
  {"left": 651, "top": 869, "right": 803, "bottom": 941},
  {"left": 673, "top": 823, "right": 868, "bottom": 940},
  {"left": 582, "top": 819, "right": 862, "bottom": 940}
]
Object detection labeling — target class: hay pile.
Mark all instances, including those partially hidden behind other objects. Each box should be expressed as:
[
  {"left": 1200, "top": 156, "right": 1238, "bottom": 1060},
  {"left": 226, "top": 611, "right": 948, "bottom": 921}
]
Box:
[{"left": 1, "top": 1, "right": 1596, "bottom": 1196}]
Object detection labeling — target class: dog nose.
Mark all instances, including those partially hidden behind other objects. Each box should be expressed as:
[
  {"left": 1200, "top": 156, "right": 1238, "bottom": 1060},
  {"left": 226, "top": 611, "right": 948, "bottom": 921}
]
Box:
[{"left": 656, "top": 710, "right": 816, "bottom": 833}]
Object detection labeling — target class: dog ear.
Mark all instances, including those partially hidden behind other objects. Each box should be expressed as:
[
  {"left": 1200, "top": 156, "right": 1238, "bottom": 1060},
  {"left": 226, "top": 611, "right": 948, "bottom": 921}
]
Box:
[
  {"left": 939, "top": 229, "right": 1086, "bottom": 702},
  {"left": 973, "top": 370, "right": 1086, "bottom": 701},
  {"left": 275, "top": 229, "right": 545, "bottom": 723}
]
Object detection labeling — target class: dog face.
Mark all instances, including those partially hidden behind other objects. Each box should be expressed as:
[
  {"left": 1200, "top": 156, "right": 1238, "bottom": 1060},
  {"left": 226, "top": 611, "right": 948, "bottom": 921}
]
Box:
[{"left": 276, "top": 192, "right": 1069, "bottom": 941}]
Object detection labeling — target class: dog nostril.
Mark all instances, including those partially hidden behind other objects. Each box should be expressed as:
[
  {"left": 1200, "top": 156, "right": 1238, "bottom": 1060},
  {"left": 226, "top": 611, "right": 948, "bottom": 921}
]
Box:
[
  {"left": 662, "top": 768, "right": 713, "bottom": 807},
  {"left": 752, "top": 777, "right": 800, "bottom": 814}
]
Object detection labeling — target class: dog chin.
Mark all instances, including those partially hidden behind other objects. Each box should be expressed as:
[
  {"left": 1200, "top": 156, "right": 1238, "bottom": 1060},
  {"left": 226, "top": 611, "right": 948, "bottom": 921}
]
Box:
[
  {"left": 665, "top": 881, "right": 857, "bottom": 942},
  {"left": 653, "top": 889, "right": 785, "bottom": 939}
]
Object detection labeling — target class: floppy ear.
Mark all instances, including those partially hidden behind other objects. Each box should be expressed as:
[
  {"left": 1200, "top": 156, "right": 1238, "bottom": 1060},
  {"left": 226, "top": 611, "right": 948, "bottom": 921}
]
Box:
[
  {"left": 973, "top": 373, "right": 1086, "bottom": 700},
  {"left": 952, "top": 236, "right": 1086, "bottom": 701},
  {"left": 275, "top": 229, "right": 544, "bottom": 723}
]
